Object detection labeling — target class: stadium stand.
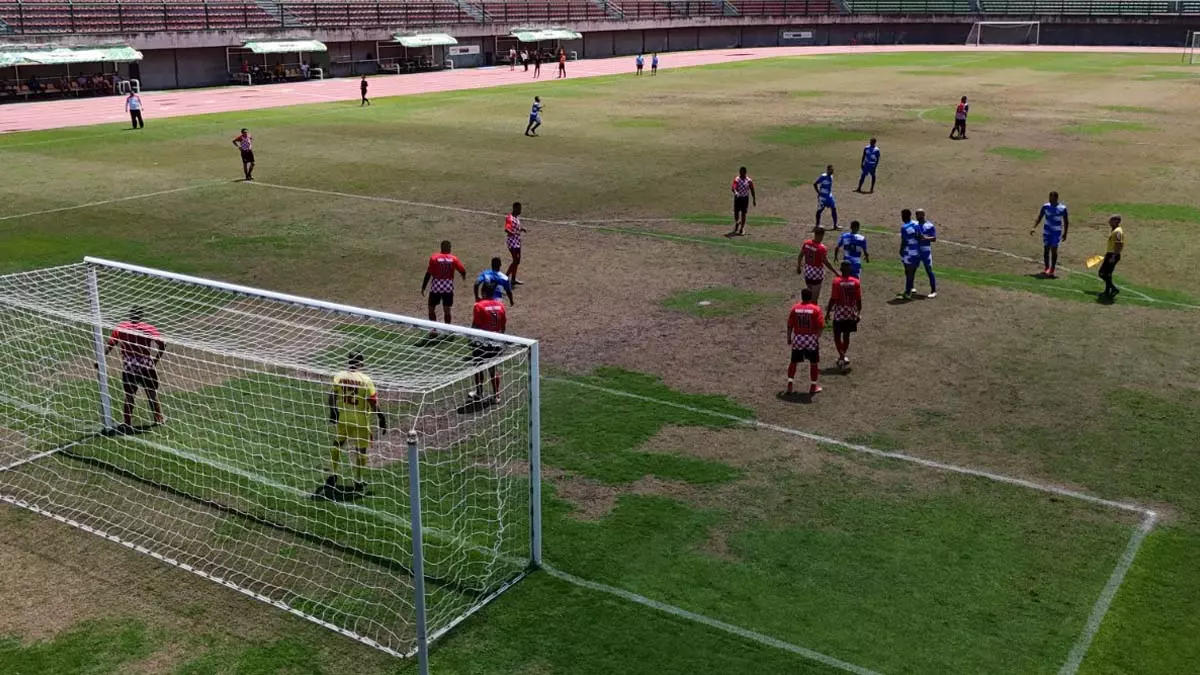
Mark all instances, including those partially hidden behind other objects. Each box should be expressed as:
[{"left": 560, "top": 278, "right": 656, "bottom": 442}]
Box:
[
  {"left": 731, "top": 0, "right": 839, "bottom": 15},
  {"left": 840, "top": 0, "right": 971, "bottom": 14},
  {"left": 472, "top": 0, "right": 611, "bottom": 22}
]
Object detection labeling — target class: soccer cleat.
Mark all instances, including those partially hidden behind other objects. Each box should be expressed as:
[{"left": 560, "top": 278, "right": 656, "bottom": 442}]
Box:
[
  {"left": 512, "top": 279, "right": 525, "bottom": 286},
  {"left": 1043, "top": 268, "right": 1051, "bottom": 277},
  {"left": 810, "top": 385, "right": 823, "bottom": 395},
  {"left": 786, "top": 377, "right": 794, "bottom": 394},
  {"left": 928, "top": 292, "right": 937, "bottom": 298}
]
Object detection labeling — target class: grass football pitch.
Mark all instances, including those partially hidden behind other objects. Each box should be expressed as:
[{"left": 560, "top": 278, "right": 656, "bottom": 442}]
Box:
[{"left": 2, "top": 50, "right": 1200, "bottom": 674}]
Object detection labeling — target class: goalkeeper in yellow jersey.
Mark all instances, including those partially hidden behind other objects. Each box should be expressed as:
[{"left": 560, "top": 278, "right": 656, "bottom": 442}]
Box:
[{"left": 320, "top": 351, "right": 387, "bottom": 499}]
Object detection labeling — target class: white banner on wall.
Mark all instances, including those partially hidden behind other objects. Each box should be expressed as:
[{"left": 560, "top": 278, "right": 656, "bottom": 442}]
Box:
[
  {"left": 782, "top": 31, "right": 814, "bottom": 40},
  {"left": 448, "top": 45, "right": 481, "bottom": 56}
]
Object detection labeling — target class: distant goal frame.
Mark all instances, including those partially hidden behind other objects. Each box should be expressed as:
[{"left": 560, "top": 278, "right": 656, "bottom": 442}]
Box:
[
  {"left": 966, "top": 21, "right": 1041, "bottom": 47},
  {"left": 1185, "top": 30, "right": 1200, "bottom": 64}
]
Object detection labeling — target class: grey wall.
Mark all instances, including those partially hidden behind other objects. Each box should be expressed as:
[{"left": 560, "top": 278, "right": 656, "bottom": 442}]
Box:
[
  {"left": 584, "top": 31, "right": 616, "bottom": 58},
  {"left": 667, "top": 27, "right": 700, "bottom": 50},
  {"left": 699, "top": 26, "right": 739, "bottom": 49},
  {"left": 613, "top": 30, "right": 645, "bottom": 55}
]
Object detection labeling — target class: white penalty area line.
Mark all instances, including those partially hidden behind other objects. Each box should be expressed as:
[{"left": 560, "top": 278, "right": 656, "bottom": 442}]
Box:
[
  {"left": 0, "top": 182, "right": 223, "bottom": 223},
  {"left": 541, "top": 563, "right": 885, "bottom": 675},
  {"left": 550, "top": 377, "right": 1161, "bottom": 674},
  {"left": 549, "top": 377, "right": 1153, "bottom": 516},
  {"left": 1058, "top": 510, "right": 1157, "bottom": 675}
]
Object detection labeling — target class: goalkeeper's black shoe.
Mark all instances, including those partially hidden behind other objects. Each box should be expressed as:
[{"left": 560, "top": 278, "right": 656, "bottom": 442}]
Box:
[
  {"left": 353, "top": 481, "right": 371, "bottom": 497},
  {"left": 313, "top": 475, "right": 339, "bottom": 500}
]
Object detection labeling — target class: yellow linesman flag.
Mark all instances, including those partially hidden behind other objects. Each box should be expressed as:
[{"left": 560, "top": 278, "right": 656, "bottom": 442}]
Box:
[{"left": 1086, "top": 255, "right": 1105, "bottom": 269}]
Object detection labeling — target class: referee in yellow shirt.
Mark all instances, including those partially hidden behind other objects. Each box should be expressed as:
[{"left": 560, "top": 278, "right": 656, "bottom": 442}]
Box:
[{"left": 1099, "top": 215, "right": 1124, "bottom": 300}]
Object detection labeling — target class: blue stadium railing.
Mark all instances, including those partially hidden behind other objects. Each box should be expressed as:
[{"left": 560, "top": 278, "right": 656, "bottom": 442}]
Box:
[{"left": 0, "top": 0, "right": 1198, "bottom": 35}]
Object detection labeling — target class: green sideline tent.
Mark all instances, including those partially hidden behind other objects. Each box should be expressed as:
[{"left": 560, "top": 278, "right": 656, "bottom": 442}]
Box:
[
  {"left": 0, "top": 44, "right": 142, "bottom": 67},
  {"left": 242, "top": 40, "right": 327, "bottom": 55},
  {"left": 510, "top": 29, "right": 582, "bottom": 43}
]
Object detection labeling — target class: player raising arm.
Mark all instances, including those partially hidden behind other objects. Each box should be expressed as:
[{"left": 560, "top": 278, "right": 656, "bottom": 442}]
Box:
[
  {"left": 324, "top": 351, "right": 387, "bottom": 498},
  {"left": 421, "top": 240, "right": 468, "bottom": 325},
  {"left": 475, "top": 257, "right": 515, "bottom": 305},
  {"left": 102, "top": 307, "right": 166, "bottom": 432},
  {"left": 834, "top": 220, "right": 870, "bottom": 278},
  {"left": 1031, "top": 191, "right": 1069, "bottom": 278},
  {"left": 826, "top": 262, "right": 863, "bottom": 371},
  {"left": 470, "top": 285, "right": 508, "bottom": 404},
  {"left": 786, "top": 288, "right": 825, "bottom": 396}
]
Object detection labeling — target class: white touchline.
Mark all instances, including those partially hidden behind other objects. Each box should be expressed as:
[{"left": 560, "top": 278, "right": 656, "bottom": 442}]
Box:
[
  {"left": 1058, "top": 511, "right": 1158, "bottom": 675},
  {"left": 541, "top": 563, "right": 886, "bottom": 675},
  {"left": 0, "top": 182, "right": 222, "bottom": 222},
  {"left": 550, "top": 377, "right": 1153, "bottom": 515}
]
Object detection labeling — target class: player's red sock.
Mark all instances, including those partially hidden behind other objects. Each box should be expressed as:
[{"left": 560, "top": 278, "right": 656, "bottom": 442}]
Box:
[
  {"left": 506, "top": 262, "right": 519, "bottom": 281},
  {"left": 786, "top": 362, "right": 797, "bottom": 393},
  {"left": 809, "top": 363, "right": 820, "bottom": 393}
]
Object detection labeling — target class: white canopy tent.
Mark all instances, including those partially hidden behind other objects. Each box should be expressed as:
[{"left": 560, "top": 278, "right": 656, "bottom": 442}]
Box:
[
  {"left": 0, "top": 44, "right": 143, "bottom": 98},
  {"left": 227, "top": 40, "right": 327, "bottom": 84},
  {"left": 377, "top": 33, "right": 458, "bottom": 73}
]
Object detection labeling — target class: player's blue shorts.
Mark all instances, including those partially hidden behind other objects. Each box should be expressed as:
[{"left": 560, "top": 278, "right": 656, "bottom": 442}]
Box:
[
  {"left": 1043, "top": 232, "right": 1062, "bottom": 248},
  {"left": 529, "top": 114, "right": 541, "bottom": 123},
  {"left": 902, "top": 255, "right": 919, "bottom": 267},
  {"left": 846, "top": 260, "right": 862, "bottom": 278},
  {"left": 861, "top": 165, "right": 877, "bottom": 178},
  {"left": 818, "top": 195, "right": 836, "bottom": 209},
  {"left": 919, "top": 253, "right": 934, "bottom": 267}
]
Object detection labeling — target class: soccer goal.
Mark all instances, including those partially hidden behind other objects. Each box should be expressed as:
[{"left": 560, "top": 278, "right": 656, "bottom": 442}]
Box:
[
  {"left": 1184, "top": 30, "right": 1200, "bottom": 64},
  {"left": 965, "top": 21, "right": 1041, "bottom": 47},
  {"left": 0, "top": 257, "right": 541, "bottom": 674}
]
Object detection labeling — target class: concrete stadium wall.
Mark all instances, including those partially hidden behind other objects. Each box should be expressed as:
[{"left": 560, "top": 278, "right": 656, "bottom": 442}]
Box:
[{"left": 37, "top": 16, "right": 1191, "bottom": 89}]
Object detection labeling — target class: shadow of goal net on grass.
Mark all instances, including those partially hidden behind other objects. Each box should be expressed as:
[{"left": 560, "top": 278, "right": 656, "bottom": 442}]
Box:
[{"left": 0, "top": 257, "right": 540, "bottom": 667}]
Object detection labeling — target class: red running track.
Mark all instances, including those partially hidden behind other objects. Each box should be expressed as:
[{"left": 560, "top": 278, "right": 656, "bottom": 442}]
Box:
[{"left": 0, "top": 44, "right": 1181, "bottom": 134}]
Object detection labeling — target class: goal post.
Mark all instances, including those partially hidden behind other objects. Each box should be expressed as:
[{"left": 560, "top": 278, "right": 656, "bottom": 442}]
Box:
[
  {"left": 966, "top": 21, "right": 1041, "bottom": 47},
  {"left": 0, "top": 257, "right": 542, "bottom": 667},
  {"left": 1185, "top": 30, "right": 1200, "bottom": 64}
]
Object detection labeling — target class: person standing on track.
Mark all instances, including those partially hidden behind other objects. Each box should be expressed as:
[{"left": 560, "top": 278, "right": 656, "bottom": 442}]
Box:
[
  {"left": 125, "top": 91, "right": 144, "bottom": 129},
  {"left": 557, "top": 48, "right": 567, "bottom": 79},
  {"left": 360, "top": 76, "right": 370, "bottom": 106},
  {"left": 533, "top": 51, "right": 542, "bottom": 78},
  {"left": 232, "top": 128, "right": 254, "bottom": 181},
  {"left": 509, "top": 46, "right": 518, "bottom": 71},
  {"left": 729, "top": 166, "right": 756, "bottom": 237},
  {"left": 505, "top": 202, "right": 527, "bottom": 285}
]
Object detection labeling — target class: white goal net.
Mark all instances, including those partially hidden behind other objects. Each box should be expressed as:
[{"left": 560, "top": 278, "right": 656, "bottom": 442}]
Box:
[
  {"left": 1185, "top": 30, "right": 1200, "bottom": 64},
  {"left": 966, "top": 21, "right": 1041, "bottom": 47},
  {"left": 0, "top": 257, "right": 541, "bottom": 668}
]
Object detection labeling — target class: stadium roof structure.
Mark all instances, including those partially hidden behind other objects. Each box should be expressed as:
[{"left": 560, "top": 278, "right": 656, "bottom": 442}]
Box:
[
  {"left": 510, "top": 29, "right": 583, "bottom": 42},
  {"left": 242, "top": 40, "right": 327, "bottom": 55},
  {"left": 393, "top": 33, "right": 458, "bottom": 48},
  {"left": 0, "top": 44, "right": 141, "bottom": 67}
]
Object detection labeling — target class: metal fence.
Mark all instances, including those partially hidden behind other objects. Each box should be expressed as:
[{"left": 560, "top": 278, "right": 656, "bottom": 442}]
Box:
[{"left": 1, "top": 0, "right": 1198, "bottom": 35}]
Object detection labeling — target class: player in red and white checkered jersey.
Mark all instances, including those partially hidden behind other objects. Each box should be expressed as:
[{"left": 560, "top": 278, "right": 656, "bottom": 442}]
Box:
[
  {"left": 786, "top": 288, "right": 825, "bottom": 396},
  {"left": 797, "top": 227, "right": 838, "bottom": 302},
  {"left": 421, "top": 240, "right": 467, "bottom": 324},
  {"left": 505, "top": 202, "right": 527, "bottom": 285},
  {"left": 102, "top": 307, "right": 167, "bottom": 430},
  {"left": 826, "top": 261, "right": 863, "bottom": 371},
  {"left": 729, "top": 166, "right": 756, "bottom": 237}
]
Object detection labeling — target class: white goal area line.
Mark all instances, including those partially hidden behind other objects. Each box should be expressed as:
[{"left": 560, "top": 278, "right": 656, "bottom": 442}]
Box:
[{"left": 547, "top": 377, "right": 1159, "bottom": 675}]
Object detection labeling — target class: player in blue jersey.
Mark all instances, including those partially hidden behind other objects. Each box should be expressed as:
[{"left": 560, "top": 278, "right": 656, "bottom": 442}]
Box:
[
  {"left": 474, "top": 257, "right": 515, "bottom": 305},
  {"left": 1030, "top": 191, "right": 1069, "bottom": 278},
  {"left": 834, "top": 220, "right": 870, "bottom": 278},
  {"left": 914, "top": 208, "right": 938, "bottom": 298},
  {"left": 524, "top": 96, "right": 543, "bottom": 137},
  {"left": 856, "top": 138, "right": 881, "bottom": 193},
  {"left": 899, "top": 209, "right": 922, "bottom": 300},
  {"left": 635, "top": 53, "right": 644, "bottom": 76},
  {"left": 813, "top": 165, "right": 839, "bottom": 229}
]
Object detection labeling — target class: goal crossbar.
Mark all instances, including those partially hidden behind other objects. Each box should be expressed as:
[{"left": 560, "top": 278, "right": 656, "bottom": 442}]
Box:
[
  {"left": 966, "top": 21, "right": 1041, "bottom": 47},
  {"left": 84, "top": 257, "right": 536, "bottom": 348},
  {"left": 0, "top": 258, "right": 543, "bottom": 672}
]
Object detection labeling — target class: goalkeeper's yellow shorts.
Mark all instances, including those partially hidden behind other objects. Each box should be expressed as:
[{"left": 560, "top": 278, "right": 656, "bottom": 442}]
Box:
[{"left": 335, "top": 422, "right": 371, "bottom": 450}]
